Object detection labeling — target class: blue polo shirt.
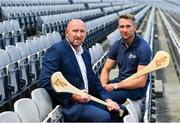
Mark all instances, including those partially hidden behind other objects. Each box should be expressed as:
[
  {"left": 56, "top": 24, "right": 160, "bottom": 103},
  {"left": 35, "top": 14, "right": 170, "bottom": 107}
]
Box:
[{"left": 108, "top": 34, "right": 152, "bottom": 96}]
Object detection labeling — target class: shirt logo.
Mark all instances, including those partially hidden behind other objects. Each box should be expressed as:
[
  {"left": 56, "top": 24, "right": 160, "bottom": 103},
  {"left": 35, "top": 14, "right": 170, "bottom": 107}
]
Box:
[{"left": 128, "top": 53, "right": 136, "bottom": 59}]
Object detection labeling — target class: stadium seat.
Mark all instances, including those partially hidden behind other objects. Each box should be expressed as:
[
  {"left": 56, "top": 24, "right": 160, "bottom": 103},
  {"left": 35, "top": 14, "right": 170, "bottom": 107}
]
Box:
[
  {"left": 31, "top": 88, "right": 53, "bottom": 121},
  {"left": 0, "top": 111, "right": 21, "bottom": 122},
  {"left": 31, "top": 88, "right": 63, "bottom": 122},
  {"left": 123, "top": 114, "right": 137, "bottom": 123},
  {"left": 126, "top": 104, "right": 139, "bottom": 122},
  {"left": 6, "top": 45, "right": 29, "bottom": 90},
  {"left": 33, "top": 37, "right": 46, "bottom": 70},
  {"left": 89, "top": 47, "right": 96, "bottom": 65},
  {"left": 46, "top": 33, "right": 57, "bottom": 46},
  {"left": 2, "top": 21, "right": 13, "bottom": 46},
  {"left": 52, "top": 31, "right": 62, "bottom": 43},
  {"left": 4, "top": 45, "right": 21, "bottom": 96},
  {"left": 40, "top": 35, "right": 51, "bottom": 49},
  {"left": 91, "top": 45, "right": 99, "bottom": 62},
  {"left": 14, "top": 98, "right": 40, "bottom": 122},
  {"left": 0, "top": 22, "right": 7, "bottom": 49},
  {"left": 107, "top": 29, "right": 121, "bottom": 46},
  {"left": 0, "top": 49, "right": 11, "bottom": 102},
  {"left": 16, "top": 42, "right": 38, "bottom": 82},
  {"left": 95, "top": 43, "right": 104, "bottom": 56},
  {"left": 26, "top": 39, "right": 39, "bottom": 80},
  {"left": 10, "top": 19, "right": 25, "bottom": 43},
  {"left": 127, "top": 98, "right": 142, "bottom": 121}
]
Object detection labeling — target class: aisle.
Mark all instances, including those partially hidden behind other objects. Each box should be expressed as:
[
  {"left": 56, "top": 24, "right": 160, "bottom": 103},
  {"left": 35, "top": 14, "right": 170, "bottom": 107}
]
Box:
[{"left": 155, "top": 10, "right": 180, "bottom": 122}]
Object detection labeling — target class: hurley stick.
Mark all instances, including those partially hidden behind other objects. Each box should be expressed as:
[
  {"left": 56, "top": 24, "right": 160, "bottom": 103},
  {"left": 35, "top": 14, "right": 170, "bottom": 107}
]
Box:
[
  {"left": 122, "top": 51, "right": 170, "bottom": 82},
  {"left": 51, "top": 72, "right": 124, "bottom": 117}
]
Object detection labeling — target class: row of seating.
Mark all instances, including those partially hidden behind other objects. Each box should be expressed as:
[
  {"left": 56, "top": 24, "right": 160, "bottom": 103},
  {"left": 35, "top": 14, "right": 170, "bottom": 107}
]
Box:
[
  {"left": 40, "top": 8, "right": 103, "bottom": 39},
  {"left": 1, "top": 2, "right": 145, "bottom": 37},
  {"left": 1, "top": 4, "right": 87, "bottom": 36},
  {"left": 1, "top": 4, "right": 86, "bottom": 19},
  {"left": 0, "top": 31, "right": 61, "bottom": 105},
  {"left": 85, "top": 13, "right": 118, "bottom": 48},
  {"left": 148, "top": 0, "right": 180, "bottom": 13},
  {"left": 102, "top": 3, "right": 138, "bottom": 15},
  {"left": 0, "top": 0, "right": 70, "bottom": 6},
  {"left": 0, "top": 19, "right": 25, "bottom": 49},
  {"left": 1, "top": 0, "right": 134, "bottom": 6},
  {"left": 0, "top": 88, "right": 63, "bottom": 122},
  {"left": 87, "top": 1, "right": 135, "bottom": 10}
]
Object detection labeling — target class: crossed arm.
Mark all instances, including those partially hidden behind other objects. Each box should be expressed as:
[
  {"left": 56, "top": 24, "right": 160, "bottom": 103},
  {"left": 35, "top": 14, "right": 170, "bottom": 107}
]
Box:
[{"left": 100, "top": 58, "right": 148, "bottom": 92}]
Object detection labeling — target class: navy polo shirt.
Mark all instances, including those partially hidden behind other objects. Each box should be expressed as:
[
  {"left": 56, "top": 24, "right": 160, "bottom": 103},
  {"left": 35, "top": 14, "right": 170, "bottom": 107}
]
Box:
[{"left": 108, "top": 34, "right": 152, "bottom": 83}]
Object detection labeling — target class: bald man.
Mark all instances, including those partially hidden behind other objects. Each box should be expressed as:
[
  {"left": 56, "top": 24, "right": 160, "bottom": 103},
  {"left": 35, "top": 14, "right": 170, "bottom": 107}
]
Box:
[{"left": 38, "top": 19, "right": 122, "bottom": 122}]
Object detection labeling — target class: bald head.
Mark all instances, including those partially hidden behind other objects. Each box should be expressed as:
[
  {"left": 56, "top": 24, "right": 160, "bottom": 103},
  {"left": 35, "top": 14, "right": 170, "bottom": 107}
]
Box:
[
  {"left": 65, "top": 19, "right": 87, "bottom": 50},
  {"left": 66, "top": 19, "right": 87, "bottom": 31}
]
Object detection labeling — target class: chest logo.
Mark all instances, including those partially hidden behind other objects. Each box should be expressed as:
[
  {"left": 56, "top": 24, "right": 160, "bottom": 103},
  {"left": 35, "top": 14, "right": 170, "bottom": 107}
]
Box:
[{"left": 128, "top": 53, "right": 136, "bottom": 59}]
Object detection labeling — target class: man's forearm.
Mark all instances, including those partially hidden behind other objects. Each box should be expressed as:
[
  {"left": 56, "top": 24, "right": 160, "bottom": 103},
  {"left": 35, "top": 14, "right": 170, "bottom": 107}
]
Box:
[{"left": 100, "top": 70, "right": 109, "bottom": 86}]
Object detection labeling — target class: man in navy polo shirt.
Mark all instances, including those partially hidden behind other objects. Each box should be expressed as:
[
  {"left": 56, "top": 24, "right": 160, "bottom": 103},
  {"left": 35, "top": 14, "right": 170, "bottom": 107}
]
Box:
[{"left": 100, "top": 14, "right": 152, "bottom": 104}]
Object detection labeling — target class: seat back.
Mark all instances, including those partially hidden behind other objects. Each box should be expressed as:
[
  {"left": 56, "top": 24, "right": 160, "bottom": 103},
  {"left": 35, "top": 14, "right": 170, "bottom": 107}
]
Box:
[
  {"left": 6, "top": 45, "right": 28, "bottom": 90},
  {"left": 5, "top": 45, "right": 22, "bottom": 62},
  {"left": 0, "top": 22, "right": 7, "bottom": 49},
  {"left": 31, "top": 88, "right": 52, "bottom": 121},
  {"left": 14, "top": 98, "right": 40, "bottom": 122},
  {"left": 2, "top": 21, "right": 14, "bottom": 46},
  {"left": 52, "top": 31, "right": 62, "bottom": 43},
  {"left": 126, "top": 104, "right": 139, "bottom": 122},
  {"left": 26, "top": 40, "right": 39, "bottom": 81},
  {"left": 123, "top": 114, "right": 137, "bottom": 123},
  {"left": 33, "top": 37, "right": 46, "bottom": 70},
  {"left": 16, "top": 42, "right": 31, "bottom": 58},
  {"left": 46, "top": 33, "right": 57, "bottom": 46},
  {"left": 40, "top": 35, "right": 51, "bottom": 49},
  {"left": 0, "top": 111, "right": 21, "bottom": 122},
  {"left": 127, "top": 98, "right": 142, "bottom": 121},
  {"left": 0, "top": 49, "right": 11, "bottom": 68},
  {"left": 107, "top": 29, "right": 121, "bottom": 46},
  {"left": 0, "top": 49, "right": 11, "bottom": 101},
  {"left": 89, "top": 47, "right": 96, "bottom": 65}
]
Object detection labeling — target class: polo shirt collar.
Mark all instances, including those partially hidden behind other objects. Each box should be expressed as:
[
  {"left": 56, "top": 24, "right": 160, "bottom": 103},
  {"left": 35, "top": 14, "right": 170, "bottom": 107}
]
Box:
[{"left": 121, "top": 33, "right": 139, "bottom": 48}]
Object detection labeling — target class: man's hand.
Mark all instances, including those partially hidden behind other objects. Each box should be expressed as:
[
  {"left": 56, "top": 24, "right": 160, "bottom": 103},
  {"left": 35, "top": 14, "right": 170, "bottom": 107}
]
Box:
[
  {"left": 104, "top": 84, "right": 114, "bottom": 92},
  {"left": 105, "top": 99, "right": 120, "bottom": 111},
  {"left": 71, "top": 91, "right": 91, "bottom": 103}
]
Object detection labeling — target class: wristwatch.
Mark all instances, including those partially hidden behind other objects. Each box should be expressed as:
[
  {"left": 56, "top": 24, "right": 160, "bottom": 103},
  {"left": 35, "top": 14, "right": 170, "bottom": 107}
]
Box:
[{"left": 113, "top": 83, "right": 118, "bottom": 90}]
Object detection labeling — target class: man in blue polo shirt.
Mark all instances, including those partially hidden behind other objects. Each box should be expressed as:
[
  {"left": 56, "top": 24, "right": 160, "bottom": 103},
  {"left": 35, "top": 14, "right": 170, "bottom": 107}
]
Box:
[{"left": 100, "top": 14, "right": 152, "bottom": 104}]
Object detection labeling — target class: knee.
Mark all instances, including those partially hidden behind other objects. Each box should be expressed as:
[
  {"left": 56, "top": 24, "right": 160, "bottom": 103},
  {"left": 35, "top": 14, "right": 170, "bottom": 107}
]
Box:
[{"left": 96, "top": 111, "right": 111, "bottom": 122}]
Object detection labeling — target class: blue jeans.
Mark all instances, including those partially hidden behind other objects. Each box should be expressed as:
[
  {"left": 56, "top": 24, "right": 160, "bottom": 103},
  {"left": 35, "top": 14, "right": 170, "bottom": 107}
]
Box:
[{"left": 109, "top": 79, "right": 145, "bottom": 104}]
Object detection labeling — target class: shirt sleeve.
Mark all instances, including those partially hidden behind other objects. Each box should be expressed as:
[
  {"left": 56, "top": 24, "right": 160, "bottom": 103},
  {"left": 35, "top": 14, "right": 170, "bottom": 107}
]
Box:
[
  {"left": 138, "top": 44, "right": 152, "bottom": 65},
  {"left": 108, "top": 40, "right": 120, "bottom": 60}
]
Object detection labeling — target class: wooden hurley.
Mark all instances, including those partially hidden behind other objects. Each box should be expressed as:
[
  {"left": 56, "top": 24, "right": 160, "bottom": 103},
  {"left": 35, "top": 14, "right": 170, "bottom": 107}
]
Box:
[{"left": 122, "top": 50, "right": 170, "bottom": 82}]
